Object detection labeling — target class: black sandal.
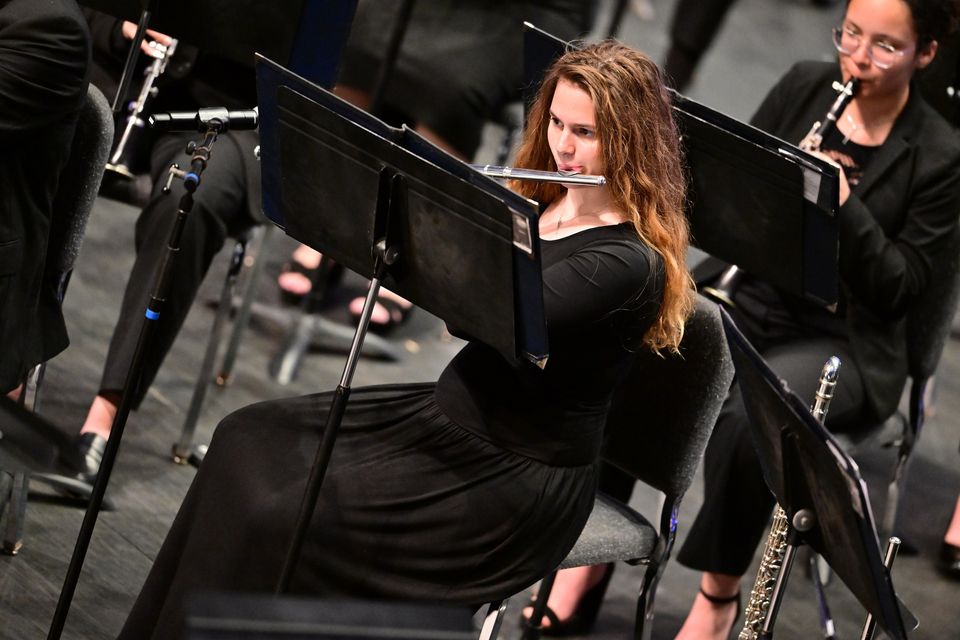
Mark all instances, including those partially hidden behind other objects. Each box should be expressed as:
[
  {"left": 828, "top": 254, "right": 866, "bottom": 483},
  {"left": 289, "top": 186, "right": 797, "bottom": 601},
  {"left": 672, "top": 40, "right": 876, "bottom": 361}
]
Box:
[
  {"left": 520, "top": 564, "right": 614, "bottom": 637},
  {"left": 699, "top": 587, "right": 742, "bottom": 628},
  {"left": 350, "top": 294, "right": 414, "bottom": 335},
  {"left": 277, "top": 259, "right": 316, "bottom": 306}
]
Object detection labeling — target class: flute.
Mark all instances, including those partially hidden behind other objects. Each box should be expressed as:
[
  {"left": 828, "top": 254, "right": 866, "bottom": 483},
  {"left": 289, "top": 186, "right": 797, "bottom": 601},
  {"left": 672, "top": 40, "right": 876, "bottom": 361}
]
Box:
[{"left": 470, "top": 164, "right": 606, "bottom": 186}]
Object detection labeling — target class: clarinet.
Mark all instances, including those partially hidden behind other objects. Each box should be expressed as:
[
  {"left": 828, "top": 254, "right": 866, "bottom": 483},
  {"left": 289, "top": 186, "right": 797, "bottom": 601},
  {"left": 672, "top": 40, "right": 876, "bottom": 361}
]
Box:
[
  {"left": 105, "top": 38, "right": 179, "bottom": 179},
  {"left": 738, "top": 357, "right": 841, "bottom": 640},
  {"left": 703, "top": 78, "right": 860, "bottom": 308}
]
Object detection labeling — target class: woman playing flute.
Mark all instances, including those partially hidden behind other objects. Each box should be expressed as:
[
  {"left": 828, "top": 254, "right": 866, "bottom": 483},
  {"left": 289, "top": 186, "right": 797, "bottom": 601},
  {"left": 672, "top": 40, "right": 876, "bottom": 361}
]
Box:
[{"left": 117, "top": 40, "right": 694, "bottom": 638}]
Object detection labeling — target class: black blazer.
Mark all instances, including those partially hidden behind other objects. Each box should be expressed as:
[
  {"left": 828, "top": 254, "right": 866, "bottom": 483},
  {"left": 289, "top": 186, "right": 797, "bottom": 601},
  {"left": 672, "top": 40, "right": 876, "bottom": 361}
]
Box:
[
  {"left": 0, "top": 0, "right": 90, "bottom": 391},
  {"left": 751, "top": 61, "right": 960, "bottom": 420}
]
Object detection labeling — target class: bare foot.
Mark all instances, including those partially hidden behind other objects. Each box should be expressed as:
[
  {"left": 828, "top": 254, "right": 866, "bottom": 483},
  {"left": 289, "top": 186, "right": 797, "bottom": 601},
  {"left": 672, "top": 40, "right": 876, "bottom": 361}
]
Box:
[
  {"left": 79, "top": 393, "right": 120, "bottom": 441},
  {"left": 945, "top": 497, "right": 960, "bottom": 547},
  {"left": 675, "top": 574, "right": 741, "bottom": 640},
  {"left": 522, "top": 565, "right": 609, "bottom": 630}
]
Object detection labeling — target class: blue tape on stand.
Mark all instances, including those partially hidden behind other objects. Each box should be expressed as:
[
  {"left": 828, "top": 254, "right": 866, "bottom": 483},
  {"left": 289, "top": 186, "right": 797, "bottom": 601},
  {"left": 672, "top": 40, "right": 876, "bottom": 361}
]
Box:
[
  {"left": 146, "top": 309, "right": 160, "bottom": 320},
  {"left": 185, "top": 172, "right": 200, "bottom": 187}
]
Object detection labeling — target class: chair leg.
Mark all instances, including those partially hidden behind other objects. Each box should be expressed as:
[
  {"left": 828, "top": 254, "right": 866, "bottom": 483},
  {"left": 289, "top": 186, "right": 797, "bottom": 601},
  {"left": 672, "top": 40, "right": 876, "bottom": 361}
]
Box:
[
  {"left": 217, "top": 225, "right": 273, "bottom": 386},
  {"left": 20, "top": 362, "right": 45, "bottom": 412},
  {"left": 2, "top": 472, "right": 29, "bottom": 555},
  {"left": 173, "top": 237, "right": 248, "bottom": 464},
  {"left": 477, "top": 599, "right": 507, "bottom": 640}
]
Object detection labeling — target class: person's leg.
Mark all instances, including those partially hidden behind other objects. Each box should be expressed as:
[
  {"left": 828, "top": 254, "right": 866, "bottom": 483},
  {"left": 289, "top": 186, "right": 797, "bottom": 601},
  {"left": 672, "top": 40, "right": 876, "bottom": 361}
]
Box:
[
  {"left": 940, "top": 491, "right": 960, "bottom": 578},
  {"left": 81, "top": 132, "right": 251, "bottom": 441},
  {"left": 663, "top": 0, "right": 740, "bottom": 91},
  {"left": 945, "top": 496, "right": 960, "bottom": 546}
]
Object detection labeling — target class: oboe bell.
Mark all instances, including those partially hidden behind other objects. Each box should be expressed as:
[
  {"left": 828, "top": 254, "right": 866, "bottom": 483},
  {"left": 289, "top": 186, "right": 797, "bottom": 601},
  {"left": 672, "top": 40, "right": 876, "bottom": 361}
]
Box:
[{"left": 471, "top": 164, "right": 606, "bottom": 186}]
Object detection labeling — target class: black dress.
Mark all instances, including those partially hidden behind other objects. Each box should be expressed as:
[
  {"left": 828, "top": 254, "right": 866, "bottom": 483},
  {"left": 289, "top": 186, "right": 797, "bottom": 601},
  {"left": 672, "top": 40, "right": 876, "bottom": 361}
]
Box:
[
  {"left": 119, "top": 223, "right": 664, "bottom": 638},
  {"left": 0, "top": 0, "right": 90, "bottom": 392}
]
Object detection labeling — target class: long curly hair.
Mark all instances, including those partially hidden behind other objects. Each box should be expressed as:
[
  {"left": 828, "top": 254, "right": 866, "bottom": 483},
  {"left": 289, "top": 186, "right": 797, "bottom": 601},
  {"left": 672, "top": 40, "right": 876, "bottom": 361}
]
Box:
[{"left": 511, "top": 40, "right": 694, "bottom": 354}]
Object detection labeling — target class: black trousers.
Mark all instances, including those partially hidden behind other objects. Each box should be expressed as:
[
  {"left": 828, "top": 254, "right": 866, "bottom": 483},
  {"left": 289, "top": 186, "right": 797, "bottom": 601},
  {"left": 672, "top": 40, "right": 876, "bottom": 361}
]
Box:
[
  {"left": 674, "top": 287, "right": 873, "bottom": 577},
  {"left": 99, "top": 132, "right": 256, "bottom": 407},
  {"left": 664, "top": 0, "right": 739, "bottom": 91}
]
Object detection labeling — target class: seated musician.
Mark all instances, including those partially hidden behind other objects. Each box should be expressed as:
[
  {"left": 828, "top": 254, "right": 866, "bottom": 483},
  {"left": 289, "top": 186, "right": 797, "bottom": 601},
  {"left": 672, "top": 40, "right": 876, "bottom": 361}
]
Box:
[
  {"left": 530, "top": 0, "right": 960, "bottom": 637},
  {"left": 116, "top": 41, "right": 695, "bottom": 638},
  {"left": 0, "top": 0, "right": 90, "bottom": 398}
]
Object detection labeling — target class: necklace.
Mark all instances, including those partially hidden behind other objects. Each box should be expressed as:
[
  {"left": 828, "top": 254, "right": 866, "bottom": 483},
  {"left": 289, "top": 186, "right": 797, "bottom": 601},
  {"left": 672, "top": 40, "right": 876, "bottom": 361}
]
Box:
[{"left": 843, "top": 113, "right": 859, "bottom": 144}]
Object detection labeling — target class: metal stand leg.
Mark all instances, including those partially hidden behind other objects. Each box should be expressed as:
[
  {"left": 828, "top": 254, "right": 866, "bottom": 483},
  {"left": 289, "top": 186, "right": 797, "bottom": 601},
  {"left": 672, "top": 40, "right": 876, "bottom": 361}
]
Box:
[
  {"left": 2, "top": 472, "right": 29, "bottom": 555},
  {"left": 860, "top": 537, "right": 902, "bottom": 640},
  {"left": 268, "top": 256, "right": 403, "bottom": 385},
  {"left": 173, "top": 233, "right": 249, "bottom": 464},
  {"left": 477, "top": 600, "right": 508, "bottom": 640},
  {"left": 217, "top": 224, "right": 273, "bottom": 386}
]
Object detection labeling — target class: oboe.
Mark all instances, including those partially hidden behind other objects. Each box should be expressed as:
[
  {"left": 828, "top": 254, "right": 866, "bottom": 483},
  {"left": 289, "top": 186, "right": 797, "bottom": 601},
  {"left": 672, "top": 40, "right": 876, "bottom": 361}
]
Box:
[
  {"left": 106, "top": 38, "right": 179, "bottom": 179},
  {"left": 470, "top": 164, "right": 606, "bottom": 186},
  {"left": 738, "top": 357, "right": 841, "bottom": 640},
  {"left": 703, "top": 78, "right": 860, "bottom": 308}
]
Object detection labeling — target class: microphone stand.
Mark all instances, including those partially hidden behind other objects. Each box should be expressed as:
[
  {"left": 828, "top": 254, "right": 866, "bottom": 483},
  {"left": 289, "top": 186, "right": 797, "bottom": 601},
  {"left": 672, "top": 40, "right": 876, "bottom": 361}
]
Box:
[{"left": 47, "top": 112, "right": 246, "bottom": 640}]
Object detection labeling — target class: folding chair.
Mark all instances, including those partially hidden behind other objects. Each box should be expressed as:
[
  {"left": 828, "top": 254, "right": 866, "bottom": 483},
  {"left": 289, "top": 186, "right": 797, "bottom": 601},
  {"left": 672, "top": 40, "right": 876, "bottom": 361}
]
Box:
[{"left": 479, "top": 294, "right": 735, "bottom": 640}]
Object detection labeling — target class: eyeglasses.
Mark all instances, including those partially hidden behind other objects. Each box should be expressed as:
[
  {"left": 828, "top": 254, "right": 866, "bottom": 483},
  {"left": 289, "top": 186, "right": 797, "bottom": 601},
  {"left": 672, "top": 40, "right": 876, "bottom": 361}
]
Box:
[{"left": 832, "top": 26, "right": 910, "bottom": 69}]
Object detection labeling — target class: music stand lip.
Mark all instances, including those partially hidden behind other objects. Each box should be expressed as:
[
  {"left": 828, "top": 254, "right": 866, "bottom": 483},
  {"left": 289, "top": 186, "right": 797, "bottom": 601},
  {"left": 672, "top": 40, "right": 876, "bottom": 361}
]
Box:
[{"left": 719, "top": 308, "right": 909, "bottom": 640}]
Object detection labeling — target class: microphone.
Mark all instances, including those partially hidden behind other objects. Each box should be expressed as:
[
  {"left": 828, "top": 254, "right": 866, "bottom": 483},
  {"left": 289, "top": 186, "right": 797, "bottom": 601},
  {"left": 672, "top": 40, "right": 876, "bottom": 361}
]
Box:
[{"left": 150, "top": 106, "right": 259, "bottom": 132}]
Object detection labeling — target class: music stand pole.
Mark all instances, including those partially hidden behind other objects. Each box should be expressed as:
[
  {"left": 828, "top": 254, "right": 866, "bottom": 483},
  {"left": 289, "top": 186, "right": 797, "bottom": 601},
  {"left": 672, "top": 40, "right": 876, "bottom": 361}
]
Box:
[
  {"left": 757, "top": 508, "right": 815, "bottom": 639},
  {"left": 112, "top": 1, "right": 160, "bottom": 116},
  {"left": 47, "top": 122, "right": 225, "bottom": 640},
  {"left": 276, "top": 169, "right": 406, "bottom": 594},
  {"left": 860, "top": 537, "right": 903, "bottom": 640},
  {"left": 275, "top": 170, "right": 404, "bottom": 593}
]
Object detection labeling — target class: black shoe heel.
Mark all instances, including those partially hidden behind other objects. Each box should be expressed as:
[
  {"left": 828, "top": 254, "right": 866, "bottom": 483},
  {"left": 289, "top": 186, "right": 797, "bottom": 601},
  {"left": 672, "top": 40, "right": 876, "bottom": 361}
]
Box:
[{"left": 521, "top": 563, "right": 614, "bottom": 637}]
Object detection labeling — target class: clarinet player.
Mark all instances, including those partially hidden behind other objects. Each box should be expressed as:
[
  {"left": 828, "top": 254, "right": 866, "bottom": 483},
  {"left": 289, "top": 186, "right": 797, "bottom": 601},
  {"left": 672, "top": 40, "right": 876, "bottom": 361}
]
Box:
[
  {"left": 528, "top": 0, "right": 960, "bottom": 637},
  {"left": 676, "top": 0, "right": 960, "bottom": 637}
]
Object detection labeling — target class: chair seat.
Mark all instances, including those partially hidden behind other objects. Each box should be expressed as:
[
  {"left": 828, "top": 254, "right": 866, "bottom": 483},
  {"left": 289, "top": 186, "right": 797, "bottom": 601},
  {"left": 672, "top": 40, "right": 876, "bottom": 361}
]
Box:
[{"left": 558, "top": 492, "right": 656, "bottom": 569}]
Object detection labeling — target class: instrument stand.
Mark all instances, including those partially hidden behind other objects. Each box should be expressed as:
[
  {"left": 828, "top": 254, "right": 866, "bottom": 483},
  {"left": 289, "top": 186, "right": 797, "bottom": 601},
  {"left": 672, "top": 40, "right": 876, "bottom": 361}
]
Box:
[
  {"left": 722, "top": 310, "right": 914, "bottom": 640},
  {"left": 268, "top": 256, "right": 403, "bottom": 386},
  {"left": 46, "top": 118, "right": 237, "bottom": 640}
]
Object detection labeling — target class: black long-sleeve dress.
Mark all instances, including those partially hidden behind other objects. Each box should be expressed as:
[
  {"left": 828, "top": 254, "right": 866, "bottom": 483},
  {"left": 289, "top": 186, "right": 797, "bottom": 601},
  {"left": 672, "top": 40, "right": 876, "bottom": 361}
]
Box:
[{"left": 119, "top": 222, "right": 665, "bottom": 638}]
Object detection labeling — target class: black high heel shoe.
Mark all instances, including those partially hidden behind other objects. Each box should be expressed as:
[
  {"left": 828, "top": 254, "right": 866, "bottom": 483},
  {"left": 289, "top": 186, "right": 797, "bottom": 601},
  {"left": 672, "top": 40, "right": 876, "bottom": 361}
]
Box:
[
  {"left": 521, "top": 564, "right": 614, "bottom": 637},
  {"left": 938, "top": 541, "right": 960, "bottom": 580}
]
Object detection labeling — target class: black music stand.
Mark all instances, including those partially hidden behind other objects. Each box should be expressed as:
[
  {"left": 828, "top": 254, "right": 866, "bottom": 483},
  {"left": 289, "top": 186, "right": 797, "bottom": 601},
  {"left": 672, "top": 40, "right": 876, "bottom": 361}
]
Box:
[
  {"left": 675, "top": 95, "right": 841, "bottom": 308},
  {"left": 721, "top": 310, "right": 912, "bottom": 639},
  {"left": 255, "top": 54, "right": 547, "bottom": 590}
]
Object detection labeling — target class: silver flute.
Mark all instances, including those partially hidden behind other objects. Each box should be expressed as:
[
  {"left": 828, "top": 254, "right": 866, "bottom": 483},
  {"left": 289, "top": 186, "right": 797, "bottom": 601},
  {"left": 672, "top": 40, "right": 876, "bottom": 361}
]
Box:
[
  {"left": 470, "top": 164, "right": 606, "bottom": 186},
  {"left": 739, "top": 357, "right": 841, "bottom": 640}
]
